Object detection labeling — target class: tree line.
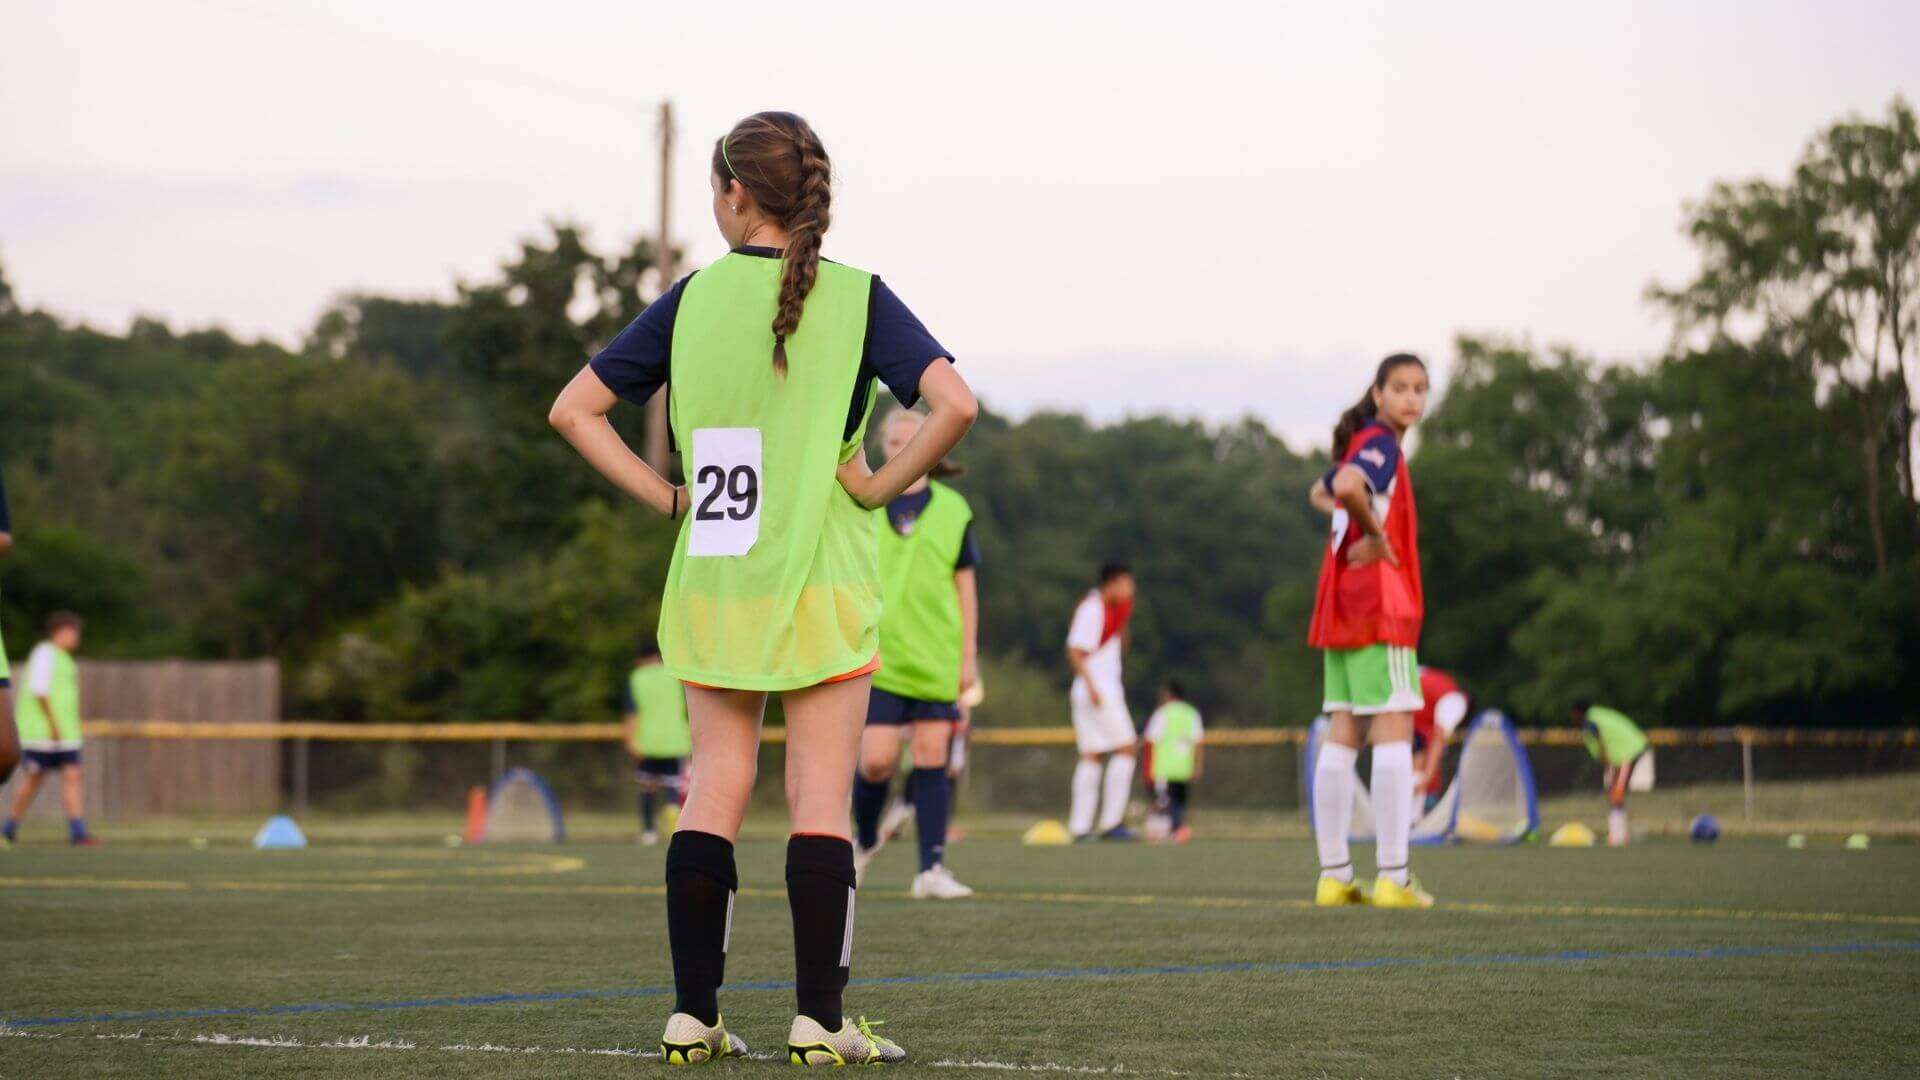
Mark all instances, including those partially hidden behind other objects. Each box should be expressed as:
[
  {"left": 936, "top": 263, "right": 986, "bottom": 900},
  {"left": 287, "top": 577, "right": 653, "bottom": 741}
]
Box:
[{"left": 2, "top": 99, "right": 1915, "bottom": 731}]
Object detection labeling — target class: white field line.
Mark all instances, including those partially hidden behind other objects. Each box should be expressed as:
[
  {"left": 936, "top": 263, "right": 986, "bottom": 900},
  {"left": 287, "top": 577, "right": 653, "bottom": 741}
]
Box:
[
  {"left": 0, "top": 1028, "right": 1250, "bottom": 1075},
  {"left": 929, "top": 1061, "right": 1257, "bottom": 1077}
]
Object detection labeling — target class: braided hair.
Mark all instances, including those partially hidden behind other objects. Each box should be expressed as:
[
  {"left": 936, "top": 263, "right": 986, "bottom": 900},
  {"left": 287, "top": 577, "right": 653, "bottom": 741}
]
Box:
[{"left": 713, "top": 111, "right": 833, "bottom": 373}]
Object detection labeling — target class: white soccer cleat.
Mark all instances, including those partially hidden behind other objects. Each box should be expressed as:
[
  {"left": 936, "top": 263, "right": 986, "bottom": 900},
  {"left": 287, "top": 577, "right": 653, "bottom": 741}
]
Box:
[
  {"left": 910, "top": 863, "right": 975, "bottom": 900},
  {"left": 879, "top": 797, "right": 913, "bottom": 844},
  {"left": 787, "top": 1015, "right": 906, "bottom": 1066},
  {"left": 660, "top": 1012, "right": 747, "bottom": 1064},
  {"left": 853, "top": 840, "right": 879, "bottom": 887}
]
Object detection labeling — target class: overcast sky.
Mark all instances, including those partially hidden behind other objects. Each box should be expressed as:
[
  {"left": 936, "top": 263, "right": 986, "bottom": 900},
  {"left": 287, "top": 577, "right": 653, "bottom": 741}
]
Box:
[{"left": 4, "top": 0, "right": 1916, "bottom": 447}]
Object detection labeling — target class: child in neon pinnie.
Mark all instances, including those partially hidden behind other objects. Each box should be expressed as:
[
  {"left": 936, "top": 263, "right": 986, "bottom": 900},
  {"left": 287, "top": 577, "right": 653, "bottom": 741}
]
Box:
[{"left": 550, "top": 111, "right": 977, "bottom": 1065}]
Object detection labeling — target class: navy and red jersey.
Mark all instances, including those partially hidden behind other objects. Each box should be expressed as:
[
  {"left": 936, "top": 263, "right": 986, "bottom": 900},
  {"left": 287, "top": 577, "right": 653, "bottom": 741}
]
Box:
[{"left": 1308, "top": 420, "right": 1423, "bottom": 650}]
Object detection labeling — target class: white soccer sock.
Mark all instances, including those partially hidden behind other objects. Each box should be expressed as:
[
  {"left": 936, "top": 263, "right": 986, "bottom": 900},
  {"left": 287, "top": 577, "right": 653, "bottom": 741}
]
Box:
[
  {"left": 1313, "top": 743, "right": 1358, "bottom": 883},
  {"left": 1097, "top": 753, "right": 1136, "bottom": 832},
  {"left": 1608, "top": 808, "right": 1629, "bottom": 845},
  {"left": 1069, "top": 759, "right": 1103, "bottom": 837},
  {"left": 1371, "top": 741, "right": 1413, "bottom": 886}
]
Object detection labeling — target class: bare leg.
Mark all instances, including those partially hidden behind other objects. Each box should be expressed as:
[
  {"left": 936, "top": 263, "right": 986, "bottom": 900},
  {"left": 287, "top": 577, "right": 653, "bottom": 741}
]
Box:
[
  {"left": 1607, "top": 760, "right": 1632, "bottom": 845},
  {"left": 857, "top": 723, "right": 906, "bottom": 784},
  {"left": 676, "top": 686, "right": 765, "bottom": 843},
  {"left": 60, "top": 764, "right": 85, "bottom": 820},
  {"left": 782, "top": 676, "right": 870, "bottom": 839},
  {"left": 1326, "top": 709, "right": 1364, "bottom": 750},
  {"left": 0, "top": 696, "right": 19, "bottom": 785},
  {"left": 9, "top": 766, "right": 46, "bottom": 822},
  {"left": 908, "top": 720, "right": 952, "bottom": 770},
  {"left": 1367, "top": 712, "right": 1413, "bottom": 745}
]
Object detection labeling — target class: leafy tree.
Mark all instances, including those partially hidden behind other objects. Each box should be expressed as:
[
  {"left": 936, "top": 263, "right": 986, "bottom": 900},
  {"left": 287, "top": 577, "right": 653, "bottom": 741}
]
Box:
[
  {"left": 301, "top": 500, "right": 677, "bottom": 724},
  {"left": 310, "top": 294, "right": 459, "bottom": 376},
  {"left": 1512, "top": 340, "right": 1911, "bottom": 724},
  {"left": 0, "top": 525, "right": 150, "bottom": 657},
  {"left": 1653, "top": 96, "right": 1920, "bottom": 573},
  {"left": 159, "top": 357, "right": 441, "bottom": 658},
  {"left": 434, "top": 223, "right": 668, "bottom": 567}
]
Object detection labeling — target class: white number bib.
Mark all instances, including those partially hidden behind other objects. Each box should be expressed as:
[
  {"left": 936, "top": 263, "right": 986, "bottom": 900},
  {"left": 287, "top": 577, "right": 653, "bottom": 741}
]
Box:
[{"left": 687, "top": 428, "right": 763, "bottom": 557}]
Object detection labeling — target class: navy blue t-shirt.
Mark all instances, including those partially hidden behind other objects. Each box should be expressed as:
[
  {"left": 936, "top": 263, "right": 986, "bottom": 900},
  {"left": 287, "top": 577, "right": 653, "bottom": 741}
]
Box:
[
  {"left": 589, "top": 247, "right": 953, "bottom": 440},
  {"left": 884, "top": 486, "right": 980, "bottom": 570},
  {"left": 1320, "top": 422, "right": 1401, "bottom": 495}
]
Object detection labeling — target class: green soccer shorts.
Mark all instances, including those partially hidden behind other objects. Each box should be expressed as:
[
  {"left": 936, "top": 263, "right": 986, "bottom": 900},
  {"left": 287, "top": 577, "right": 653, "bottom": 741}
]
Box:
[{"left": 1322, "top": 644, "right": 1423, "bottom": 716}]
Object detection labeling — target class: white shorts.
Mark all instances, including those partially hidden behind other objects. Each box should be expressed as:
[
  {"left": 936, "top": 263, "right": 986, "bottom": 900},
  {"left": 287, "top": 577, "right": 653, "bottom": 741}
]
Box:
[{"left": 1070, "top": 683, "right": 1135, "bottom": 754}]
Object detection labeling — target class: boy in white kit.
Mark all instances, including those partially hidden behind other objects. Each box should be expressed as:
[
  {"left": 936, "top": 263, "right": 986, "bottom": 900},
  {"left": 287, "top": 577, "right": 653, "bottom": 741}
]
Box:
[{"left": 1065, "top": 562, "right": 1139, "bottom": 841}]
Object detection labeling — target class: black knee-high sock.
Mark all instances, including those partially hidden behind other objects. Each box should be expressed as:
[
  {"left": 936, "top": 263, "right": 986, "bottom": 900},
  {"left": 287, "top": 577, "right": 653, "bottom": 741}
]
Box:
[
  {"left": 665, "top": 830, "right": 736, "bottom": 1026},
  {"left": 641, "top": 789, "right": 658, "bottom": 832},
  {"left": 852, "top": 775, "right": 889, "bottom": 850},
  {"left": 1168, "top": 781, "right": 1189, "bottom": 829},
  {"left": 910, "top": 767, "right": 951, "bottom": 872},
  {"left": 787, "top": 834, "right": 855, "bottom": 1031}
]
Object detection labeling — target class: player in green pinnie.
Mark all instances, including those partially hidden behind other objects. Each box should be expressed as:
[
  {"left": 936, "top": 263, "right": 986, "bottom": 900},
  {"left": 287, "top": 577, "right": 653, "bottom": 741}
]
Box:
[{"left": 551, "top": 111, "right": 976, "bottom": 1065}]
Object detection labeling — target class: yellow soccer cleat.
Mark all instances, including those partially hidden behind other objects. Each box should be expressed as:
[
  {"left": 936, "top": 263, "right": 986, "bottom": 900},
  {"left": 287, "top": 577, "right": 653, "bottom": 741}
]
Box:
[
  {"left": 1315, "top": 874, "right": 1368, "bottom": 907},
  {"left": 787, "top": 1015, "right": 906, "bottom": 1066},
  {"left": 1371, "top": 874, "right": 1435, "bottom": 909},
  {"left": 661, "top": 1012, "right": 748, "bottom": 1065}
]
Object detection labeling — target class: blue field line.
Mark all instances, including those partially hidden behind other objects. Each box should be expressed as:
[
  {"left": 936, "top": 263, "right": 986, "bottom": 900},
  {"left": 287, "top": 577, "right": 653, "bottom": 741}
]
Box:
[{"left": 8, "top": 940, "right": 1918, "bottom": 1029}]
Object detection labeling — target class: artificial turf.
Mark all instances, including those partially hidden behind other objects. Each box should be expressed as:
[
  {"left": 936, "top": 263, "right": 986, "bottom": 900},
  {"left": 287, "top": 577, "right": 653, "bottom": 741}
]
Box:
[{"left": 3, "top": 820, "right": 1917, "bottom": 1077}]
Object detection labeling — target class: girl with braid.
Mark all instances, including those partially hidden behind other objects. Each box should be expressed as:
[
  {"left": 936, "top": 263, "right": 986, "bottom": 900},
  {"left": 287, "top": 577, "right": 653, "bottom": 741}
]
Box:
[{"left": 551, "top": 111, "right": 976, "bottom": 1066}]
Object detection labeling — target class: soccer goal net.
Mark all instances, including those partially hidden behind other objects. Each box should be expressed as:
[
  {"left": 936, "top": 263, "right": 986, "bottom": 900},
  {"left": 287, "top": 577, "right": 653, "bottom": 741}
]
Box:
[
  {"left": 481, "top": 767, "right": 565, "bottom": 843},
  {"left": 1303, "top": 710, "right": 1539, "bottom": 845}
]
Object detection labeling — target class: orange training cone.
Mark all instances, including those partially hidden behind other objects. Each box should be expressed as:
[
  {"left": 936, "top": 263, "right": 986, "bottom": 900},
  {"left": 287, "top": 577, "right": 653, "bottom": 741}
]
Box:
[{"left": 463, "top": 785, "right": 489, "bottom": 844}]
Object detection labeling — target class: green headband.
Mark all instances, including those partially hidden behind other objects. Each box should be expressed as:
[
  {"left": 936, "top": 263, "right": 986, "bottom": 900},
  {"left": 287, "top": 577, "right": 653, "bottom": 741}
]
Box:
[{"left": 720, "top": 134, "right": 736, "bottom": 179}]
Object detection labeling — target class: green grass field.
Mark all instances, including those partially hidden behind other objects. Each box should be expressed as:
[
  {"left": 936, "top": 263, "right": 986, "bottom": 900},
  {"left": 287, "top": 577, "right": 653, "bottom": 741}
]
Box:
[{"left": 5, "top": 799, "right": 1919, "bottom": 1079}]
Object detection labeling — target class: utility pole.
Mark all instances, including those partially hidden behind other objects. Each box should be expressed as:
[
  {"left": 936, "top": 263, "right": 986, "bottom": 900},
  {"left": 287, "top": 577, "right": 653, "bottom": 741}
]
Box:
[{"left": 643, "top": 99, "right": 675, "bottom": 473}]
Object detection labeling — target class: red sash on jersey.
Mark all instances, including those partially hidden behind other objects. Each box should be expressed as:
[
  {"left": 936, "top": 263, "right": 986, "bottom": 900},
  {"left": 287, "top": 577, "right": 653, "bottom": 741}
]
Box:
[
  {"left": 1308, "top": 422, "right": 1423, "bottom": 650},
  {"left": 1100, "top": 598, "right": 1133, "bottom": 647}
]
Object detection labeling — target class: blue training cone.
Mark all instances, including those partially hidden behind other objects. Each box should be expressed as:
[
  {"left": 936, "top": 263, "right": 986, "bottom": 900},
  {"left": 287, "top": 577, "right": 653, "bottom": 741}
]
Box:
[{"left": 253, "top": 815, "right": 308, "bottom": 850}]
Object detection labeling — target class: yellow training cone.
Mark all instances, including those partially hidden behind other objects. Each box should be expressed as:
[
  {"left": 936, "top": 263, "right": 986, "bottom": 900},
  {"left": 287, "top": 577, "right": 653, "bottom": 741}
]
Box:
[
  {"left": 1022, "top": 819, "right": 1073, "bottom": 846},
  {"left": 1549, "top": 822, "right": 1597, "bottom": 848}
]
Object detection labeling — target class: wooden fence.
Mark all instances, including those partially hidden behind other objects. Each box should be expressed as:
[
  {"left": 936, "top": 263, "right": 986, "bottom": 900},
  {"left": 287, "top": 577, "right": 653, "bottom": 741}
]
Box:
[{"left": 2, "top": 659, "right": 280, "bottom": 821}]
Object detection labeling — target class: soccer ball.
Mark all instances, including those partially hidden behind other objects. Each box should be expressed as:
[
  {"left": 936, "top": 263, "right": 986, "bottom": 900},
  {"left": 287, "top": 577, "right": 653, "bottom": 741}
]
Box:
[{"left": 1689, "top": 814, "right": 1720, "bottom": 843}]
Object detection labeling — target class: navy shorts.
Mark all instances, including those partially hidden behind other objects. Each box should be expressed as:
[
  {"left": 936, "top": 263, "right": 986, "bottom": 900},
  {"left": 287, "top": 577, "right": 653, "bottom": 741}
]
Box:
[
  {"left": 633, "top": 757, "right": 685, "bottom": 779},
  {"left": 866, "top": 687, "right": 960, "bottom": 726},
  {"left": 24, "top": 749, "right": 82, "bottom": 773}
]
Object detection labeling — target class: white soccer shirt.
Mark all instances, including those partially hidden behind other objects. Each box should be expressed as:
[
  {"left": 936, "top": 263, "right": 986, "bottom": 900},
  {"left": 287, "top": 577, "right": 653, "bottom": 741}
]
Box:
[
  {"left": 24, "top": 641, "right": 58, "bottom": 696},
  {"left": 1066, "top": 591, "right": 1124, "bottom": 699}
]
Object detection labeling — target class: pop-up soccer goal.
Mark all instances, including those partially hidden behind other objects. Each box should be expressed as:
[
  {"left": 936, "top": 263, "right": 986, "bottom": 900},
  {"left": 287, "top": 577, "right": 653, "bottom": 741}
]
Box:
[
  {"left": 480, "top": 767, "right": 565, "bottom": 843},
  {"left": 1304, "top": 710, "right": 1539, "bottom": 845}
]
